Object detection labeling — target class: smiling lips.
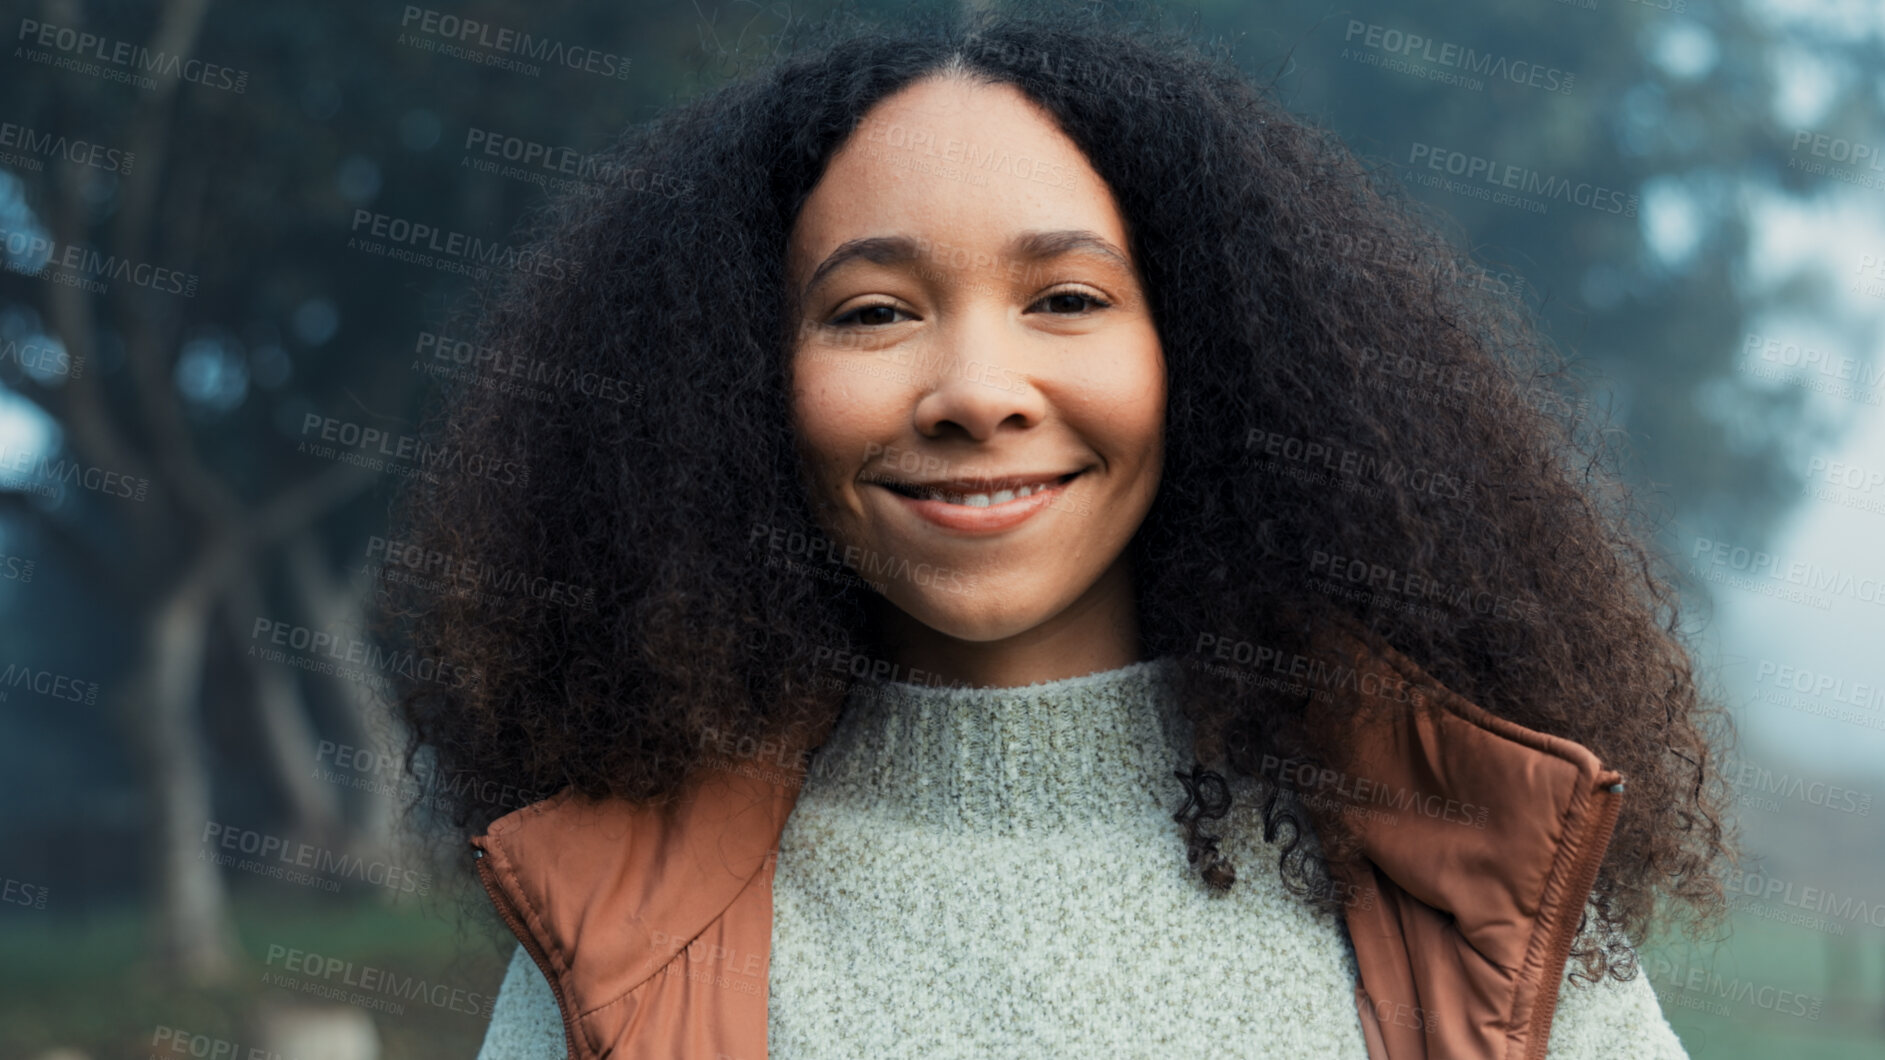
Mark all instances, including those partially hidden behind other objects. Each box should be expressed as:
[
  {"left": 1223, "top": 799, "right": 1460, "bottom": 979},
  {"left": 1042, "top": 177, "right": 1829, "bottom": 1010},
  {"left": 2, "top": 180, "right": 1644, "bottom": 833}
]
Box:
[{"left": 866, "top": 470, "right": 1084, "bottom": 532}]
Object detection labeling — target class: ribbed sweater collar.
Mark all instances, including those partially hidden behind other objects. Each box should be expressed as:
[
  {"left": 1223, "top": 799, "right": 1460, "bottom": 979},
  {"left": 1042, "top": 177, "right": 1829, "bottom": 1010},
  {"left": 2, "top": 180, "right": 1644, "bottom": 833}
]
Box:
[{"left": 801, "top": 656, "right": 1195, "bottom": 834}]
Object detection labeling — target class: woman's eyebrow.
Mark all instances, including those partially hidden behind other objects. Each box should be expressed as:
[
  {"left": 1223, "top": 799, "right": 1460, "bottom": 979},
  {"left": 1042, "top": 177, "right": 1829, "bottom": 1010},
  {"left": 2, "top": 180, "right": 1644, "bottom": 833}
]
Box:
[
  {"left": 803, "top": 235, "right": 923, "bottom": 299},
  {"left": 1007, "top": 229, "right": 1134, "bottom": 272},
  {"left": 801, "top": 229, "right": 1135, "bottom": 300}
]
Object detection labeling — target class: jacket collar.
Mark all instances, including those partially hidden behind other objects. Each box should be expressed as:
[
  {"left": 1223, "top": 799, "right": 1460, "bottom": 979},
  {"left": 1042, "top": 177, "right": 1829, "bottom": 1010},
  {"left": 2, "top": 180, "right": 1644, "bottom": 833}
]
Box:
[
  {"left": 1278, "top": 616, "right": 1624, "bottom": 1060},
  {"left": 472, "top": 754, "right": 799, "bottom": 1050}
]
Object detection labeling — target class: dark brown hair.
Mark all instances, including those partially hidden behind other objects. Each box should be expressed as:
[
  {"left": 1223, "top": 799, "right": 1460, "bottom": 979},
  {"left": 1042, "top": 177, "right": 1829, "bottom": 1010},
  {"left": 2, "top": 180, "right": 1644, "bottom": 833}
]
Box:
[{"left": 387, "top": 6, "right": 1734, "bottom": 982}]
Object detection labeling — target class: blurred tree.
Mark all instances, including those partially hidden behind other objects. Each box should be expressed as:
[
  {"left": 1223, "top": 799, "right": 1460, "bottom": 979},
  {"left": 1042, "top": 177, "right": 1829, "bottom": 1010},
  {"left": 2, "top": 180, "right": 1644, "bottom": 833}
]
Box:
[
  {"left": 0, "top": 0, "right": 1878, "bottom": 992},
  {"left": 0, "top": 0, "right": 824, "bottom": 982},
  {"left": 1183, "top": 0, "right": 1881, "bottom": 555}
]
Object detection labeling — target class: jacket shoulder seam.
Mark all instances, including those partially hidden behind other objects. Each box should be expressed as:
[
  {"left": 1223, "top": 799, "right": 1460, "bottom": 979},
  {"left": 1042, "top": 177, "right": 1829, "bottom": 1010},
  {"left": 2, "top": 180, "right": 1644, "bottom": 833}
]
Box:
[{"left": 574, "top": 851, "right": 779, "bottom": 1025}]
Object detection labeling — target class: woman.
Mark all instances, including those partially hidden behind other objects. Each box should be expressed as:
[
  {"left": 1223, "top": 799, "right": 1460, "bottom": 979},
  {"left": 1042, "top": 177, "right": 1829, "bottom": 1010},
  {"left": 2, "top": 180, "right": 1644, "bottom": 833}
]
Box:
[{"left": 389, "top": 9, "right": 1732, "bottom": 1059}]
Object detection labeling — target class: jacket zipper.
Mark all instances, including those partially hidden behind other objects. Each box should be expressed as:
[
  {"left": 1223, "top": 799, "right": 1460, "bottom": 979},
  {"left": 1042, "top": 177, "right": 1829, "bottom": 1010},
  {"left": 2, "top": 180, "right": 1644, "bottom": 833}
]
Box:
[
  {"left": 1521, "top": 777, "right": 1626, "bottom": 1060},
  {"left": 474, "top": 843, "right": 588, "bottom": 1060}
]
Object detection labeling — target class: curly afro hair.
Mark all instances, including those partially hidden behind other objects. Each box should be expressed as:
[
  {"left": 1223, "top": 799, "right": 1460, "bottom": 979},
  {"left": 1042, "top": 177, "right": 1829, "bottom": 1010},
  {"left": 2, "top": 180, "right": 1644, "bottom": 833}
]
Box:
[{"left": 387, "top": 4, "right": 1735, "bottom": 983}]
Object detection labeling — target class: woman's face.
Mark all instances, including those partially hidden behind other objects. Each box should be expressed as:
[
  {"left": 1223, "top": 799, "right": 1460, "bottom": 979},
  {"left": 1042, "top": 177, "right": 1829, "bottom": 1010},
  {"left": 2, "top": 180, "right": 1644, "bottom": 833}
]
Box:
[{"left": 787, "top": 74, "right": 1165, "bottom": 669}]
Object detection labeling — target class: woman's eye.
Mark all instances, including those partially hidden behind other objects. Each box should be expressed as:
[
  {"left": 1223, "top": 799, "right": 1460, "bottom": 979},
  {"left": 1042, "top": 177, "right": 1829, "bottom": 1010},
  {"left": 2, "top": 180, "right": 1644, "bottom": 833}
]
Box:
[
  {"left": 1031, "top": 290, "right": 1111, "bottom": 315},
  {"left": 832, "top": 303, "right": 911, "bottom": 327}
]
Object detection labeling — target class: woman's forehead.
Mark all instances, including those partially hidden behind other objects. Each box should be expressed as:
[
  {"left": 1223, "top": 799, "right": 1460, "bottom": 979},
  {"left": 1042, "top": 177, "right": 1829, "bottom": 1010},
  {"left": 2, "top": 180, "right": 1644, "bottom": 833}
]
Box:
[{"left": 786, "top": 75, "right": 1127, "bottom": 282}]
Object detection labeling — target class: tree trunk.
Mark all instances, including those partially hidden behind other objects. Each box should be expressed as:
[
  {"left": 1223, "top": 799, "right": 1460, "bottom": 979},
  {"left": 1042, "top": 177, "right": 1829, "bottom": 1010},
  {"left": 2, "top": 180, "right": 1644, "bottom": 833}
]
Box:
[
  {"left": 127, "top": 568, "right": 238, "bottom": 984},
  {"left": 227, "top": 574, "right": 344, "bottom": 845},
  {"left": 287, "top": 534, "right": 404, "bottom": 866}
]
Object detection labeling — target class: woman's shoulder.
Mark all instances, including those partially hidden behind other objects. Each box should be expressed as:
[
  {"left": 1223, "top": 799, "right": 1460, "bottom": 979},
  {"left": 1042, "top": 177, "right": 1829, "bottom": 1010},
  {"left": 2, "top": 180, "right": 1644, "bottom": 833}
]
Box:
[
  {"left": 479, "top": 944, "right": 568, "bottom": 1060},
  {"left": 1509, "top": 894, "right": 1692, "bottom": 1060},
  {"left": 1544, "top": 925, "right": 1691, "bottom": 1060}
]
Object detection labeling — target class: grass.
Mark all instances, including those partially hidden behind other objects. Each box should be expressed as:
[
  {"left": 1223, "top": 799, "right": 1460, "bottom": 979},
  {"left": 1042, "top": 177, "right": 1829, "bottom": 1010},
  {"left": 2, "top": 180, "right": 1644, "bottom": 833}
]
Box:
[
  {"left": 0, "top": 885, "right": 509, "bottom": 1059},
  {"left": 1644, "top": 909, "right": 1885, "bottom": 1060}
]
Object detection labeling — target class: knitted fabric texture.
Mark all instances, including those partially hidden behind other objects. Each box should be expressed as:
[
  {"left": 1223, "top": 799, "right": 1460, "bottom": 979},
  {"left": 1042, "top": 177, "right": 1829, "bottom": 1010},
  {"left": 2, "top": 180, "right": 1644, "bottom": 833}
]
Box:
[{"left": 476, "top": 657, "right": 1689, "bottom": 1059}]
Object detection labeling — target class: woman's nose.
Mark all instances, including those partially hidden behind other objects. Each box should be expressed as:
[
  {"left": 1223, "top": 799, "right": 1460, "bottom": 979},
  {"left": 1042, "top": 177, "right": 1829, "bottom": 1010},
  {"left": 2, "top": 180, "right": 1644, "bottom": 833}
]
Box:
[{"left": 909, "top": 315, "right": 1049, "bottom": 442}]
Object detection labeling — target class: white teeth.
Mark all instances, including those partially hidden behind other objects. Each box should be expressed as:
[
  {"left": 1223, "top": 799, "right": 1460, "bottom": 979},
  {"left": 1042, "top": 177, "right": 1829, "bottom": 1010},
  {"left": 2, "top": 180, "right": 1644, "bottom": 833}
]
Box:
[{"left": 908, "top": 480, "right": 1059, "bottom": 505}]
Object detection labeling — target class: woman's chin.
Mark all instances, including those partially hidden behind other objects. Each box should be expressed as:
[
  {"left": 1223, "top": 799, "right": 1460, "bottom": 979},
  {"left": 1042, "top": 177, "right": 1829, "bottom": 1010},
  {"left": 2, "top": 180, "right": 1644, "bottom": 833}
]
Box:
[{"left": 878, "top": 593, "right": 1057, "bottom": 648}]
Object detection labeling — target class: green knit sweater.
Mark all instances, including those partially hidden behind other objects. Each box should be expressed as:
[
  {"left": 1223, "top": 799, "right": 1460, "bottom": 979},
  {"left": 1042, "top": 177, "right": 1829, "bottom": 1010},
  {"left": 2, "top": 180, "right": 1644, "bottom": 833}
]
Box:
[{"left": 477, "top": 657, "right": 1690, "bottom": 1058}]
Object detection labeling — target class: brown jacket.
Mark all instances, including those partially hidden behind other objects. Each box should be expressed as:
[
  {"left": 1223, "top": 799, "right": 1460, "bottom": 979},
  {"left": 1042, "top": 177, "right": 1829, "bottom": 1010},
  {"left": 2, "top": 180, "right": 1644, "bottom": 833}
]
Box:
[{"left": 471, "top": 620, "right": 1625, "bottom": 1060}]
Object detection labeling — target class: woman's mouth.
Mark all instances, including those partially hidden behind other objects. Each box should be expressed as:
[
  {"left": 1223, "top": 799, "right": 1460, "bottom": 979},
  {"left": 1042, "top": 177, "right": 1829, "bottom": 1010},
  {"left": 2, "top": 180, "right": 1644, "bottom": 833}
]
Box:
[
  {"left": 873, "top": 472, "right": 1079, "bottom": 506},
  {"left": 867, "top": 470, "right": 1084, "bottom": 532}
]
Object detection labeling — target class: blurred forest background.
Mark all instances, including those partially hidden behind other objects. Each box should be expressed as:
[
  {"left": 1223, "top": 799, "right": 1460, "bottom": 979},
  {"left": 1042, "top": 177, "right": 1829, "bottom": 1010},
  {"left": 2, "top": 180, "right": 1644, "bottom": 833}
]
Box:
[{"left": 2, "top": 0, "right": 1883, "bottom": 1056}]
